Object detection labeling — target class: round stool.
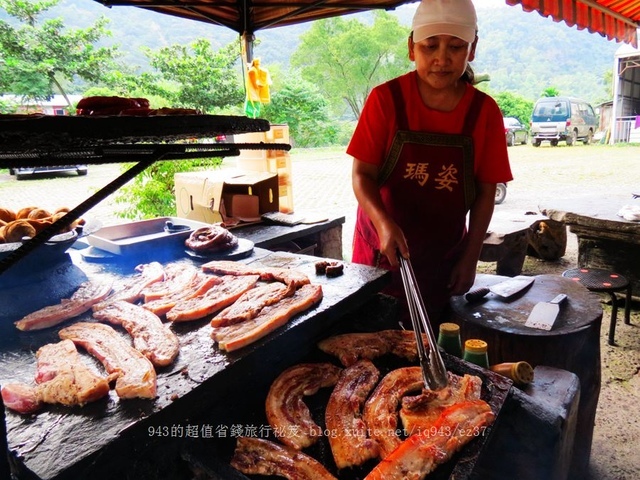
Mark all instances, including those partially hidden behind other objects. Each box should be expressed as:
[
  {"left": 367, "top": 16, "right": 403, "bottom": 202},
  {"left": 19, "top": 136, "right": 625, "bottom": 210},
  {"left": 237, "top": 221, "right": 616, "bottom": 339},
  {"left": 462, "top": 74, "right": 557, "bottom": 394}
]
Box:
[{"left": 562, "top": 268, "right": 632, "bottom": 345}]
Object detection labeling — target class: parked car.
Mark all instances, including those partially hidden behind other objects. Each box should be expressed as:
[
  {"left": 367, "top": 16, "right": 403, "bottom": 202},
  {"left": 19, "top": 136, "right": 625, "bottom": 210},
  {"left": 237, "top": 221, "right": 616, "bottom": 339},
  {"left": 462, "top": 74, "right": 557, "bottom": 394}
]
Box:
[
  {"left": 10, "top": 165, "right": 88, "bottom": 180},
  {"left": 503, "top": 117, "right": 528, "bottom": 146},
  {"left": 529, "top": 96, "right": 597, "bottom": 146}
]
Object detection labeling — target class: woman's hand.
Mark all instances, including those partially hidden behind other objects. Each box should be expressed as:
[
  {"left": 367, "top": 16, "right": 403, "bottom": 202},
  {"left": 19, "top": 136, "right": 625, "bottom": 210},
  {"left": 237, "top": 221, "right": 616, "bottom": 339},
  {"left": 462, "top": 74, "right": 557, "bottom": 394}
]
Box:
[
  {"left": 448, "top": 254, "right": 477, "bottom": 295},
  {"left": 353, "top": 157, "right": 409, "bottom": 267},
  {"left": 376, "top": 217, "right": 409, "bottom": 268},
  {"left": 448, "top": 181, "right": 497, "bottom": 295}
]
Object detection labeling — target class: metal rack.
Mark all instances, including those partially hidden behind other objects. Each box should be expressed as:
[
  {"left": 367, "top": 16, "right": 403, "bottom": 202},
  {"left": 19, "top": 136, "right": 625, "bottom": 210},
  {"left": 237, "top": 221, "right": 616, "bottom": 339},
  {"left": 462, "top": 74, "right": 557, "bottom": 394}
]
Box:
[{"left": 0, "top": 115, "right": 290, "bottom": 274}]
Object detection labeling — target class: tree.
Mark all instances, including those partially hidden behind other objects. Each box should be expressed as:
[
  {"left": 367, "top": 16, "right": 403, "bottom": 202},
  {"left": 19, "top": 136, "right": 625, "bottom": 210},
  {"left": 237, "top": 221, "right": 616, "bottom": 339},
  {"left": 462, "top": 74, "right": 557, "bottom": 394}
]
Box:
[
  {"left": 143, "top": 39, "right": 244, "bottom": 113},
  {"left": 0, "top": 0, "right": 120, "bottom": 106},
  {"left": 261, "top": 73, "right": 339, "bottom": 147},
  {"left": 541, "top": 87, "right": 560, "bottom": 97},
  {"left": 113, "top": 158, "right": 223, "bottom": 220},
  {"left": 493, "top": 91, "right": 534, "bottom": 125},
  {"left": 291, "top": 11, "right": 411, "bottom": 119}
]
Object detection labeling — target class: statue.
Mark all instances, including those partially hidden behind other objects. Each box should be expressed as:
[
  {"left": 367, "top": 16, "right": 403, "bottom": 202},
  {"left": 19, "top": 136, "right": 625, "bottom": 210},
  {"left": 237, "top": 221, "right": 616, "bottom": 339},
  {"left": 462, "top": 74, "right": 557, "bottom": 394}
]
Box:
[{"left": 245, "top": 58, "right": 272, "bottom": 118}]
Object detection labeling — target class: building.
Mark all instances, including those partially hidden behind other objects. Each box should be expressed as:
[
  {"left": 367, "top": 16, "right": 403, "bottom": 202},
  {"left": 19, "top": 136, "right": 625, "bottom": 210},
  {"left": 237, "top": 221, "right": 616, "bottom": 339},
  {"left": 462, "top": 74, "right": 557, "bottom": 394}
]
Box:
[
  {"left": 0, "top": 94, "right": 82, "bottom": 115},
  {"left": 610, "top": 39, "right": 640, "bottom": 143}
]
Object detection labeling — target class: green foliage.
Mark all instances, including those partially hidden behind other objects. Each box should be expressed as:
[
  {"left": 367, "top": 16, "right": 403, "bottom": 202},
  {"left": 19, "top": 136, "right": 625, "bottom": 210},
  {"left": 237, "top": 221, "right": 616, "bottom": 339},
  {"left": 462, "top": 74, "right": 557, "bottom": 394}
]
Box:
[
  {"left": 541, "top": 87, "right": 560, "bottom": 98},
  {"left": 261, "top": 73, "right": 340, "bottom": 147},
  {"left": 0, "top": 0, "right": 120, "bottom": 104},
  {"left": 113, "top": 158, "right": 223, "bottom": 220},
  {"left": 142, "top": 39, "right": 244, "bottom": 113},
  {"left": 492, "top": 91, "right": 534, "bottom": 125},
  {"left": 292, "top": 11, "right": 411, "bottom": 119}
]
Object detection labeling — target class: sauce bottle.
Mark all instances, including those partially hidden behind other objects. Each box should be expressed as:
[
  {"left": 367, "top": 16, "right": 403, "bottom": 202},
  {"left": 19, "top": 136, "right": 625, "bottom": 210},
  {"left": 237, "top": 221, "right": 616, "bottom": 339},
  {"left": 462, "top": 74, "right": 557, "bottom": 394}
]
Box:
[
  {"left": 463, "top": 339, "right": 489, "bottom": 368},
  {"left": 437, "top": 322, "right": 463, "bottom": 357},
  {"left": 490, "top": 361, "right": 535, "bottom": 386}
]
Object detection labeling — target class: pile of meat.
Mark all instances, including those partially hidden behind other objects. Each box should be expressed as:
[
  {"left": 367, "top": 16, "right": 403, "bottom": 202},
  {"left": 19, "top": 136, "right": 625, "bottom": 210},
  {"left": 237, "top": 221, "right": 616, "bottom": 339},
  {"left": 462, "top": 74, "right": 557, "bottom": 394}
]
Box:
[
  {"left": 230, "top": 330, "right": 496, "bottom": 480},
  {"left": 2, "top": 260, "right": 321, "bottom": 414},
  {"left": 76, "top": 96, "right": 200, "bottom": 116}
]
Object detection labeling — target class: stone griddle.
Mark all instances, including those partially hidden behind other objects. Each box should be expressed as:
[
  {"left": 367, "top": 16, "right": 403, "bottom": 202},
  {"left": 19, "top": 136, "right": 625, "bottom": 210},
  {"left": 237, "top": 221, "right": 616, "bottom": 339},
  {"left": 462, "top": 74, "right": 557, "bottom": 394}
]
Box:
[{"left": 0, "top": 250, "right": 390, "bottom": 480}]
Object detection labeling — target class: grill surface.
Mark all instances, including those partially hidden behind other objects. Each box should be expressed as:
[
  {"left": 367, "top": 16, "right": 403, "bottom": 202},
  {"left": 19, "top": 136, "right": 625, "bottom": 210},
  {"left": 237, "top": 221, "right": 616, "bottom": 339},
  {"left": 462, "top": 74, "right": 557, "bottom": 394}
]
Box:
[{"left": 1, "top": 250, "right": 389, "bottom": 480}]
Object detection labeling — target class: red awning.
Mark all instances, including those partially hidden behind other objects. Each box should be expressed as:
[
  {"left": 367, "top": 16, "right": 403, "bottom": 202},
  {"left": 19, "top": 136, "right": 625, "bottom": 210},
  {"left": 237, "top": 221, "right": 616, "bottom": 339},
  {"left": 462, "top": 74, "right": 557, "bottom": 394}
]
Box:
[{"left": 506, "top": 0, "right": 640, "bottom": 47}]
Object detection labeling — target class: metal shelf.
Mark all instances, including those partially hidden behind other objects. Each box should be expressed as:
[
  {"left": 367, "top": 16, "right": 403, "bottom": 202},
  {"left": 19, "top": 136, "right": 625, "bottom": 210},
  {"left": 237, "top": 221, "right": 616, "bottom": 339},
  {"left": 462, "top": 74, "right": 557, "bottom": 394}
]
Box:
[{"left": 0, "top": 115, "right": 289, "bottom": 275}]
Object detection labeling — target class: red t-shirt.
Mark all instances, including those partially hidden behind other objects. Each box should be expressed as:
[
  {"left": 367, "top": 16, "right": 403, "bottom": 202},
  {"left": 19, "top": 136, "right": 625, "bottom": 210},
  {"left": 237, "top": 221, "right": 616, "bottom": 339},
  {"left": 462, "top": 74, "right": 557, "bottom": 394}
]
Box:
[{"left": 347, "top": 71, "right": 513, "bottom": 184}]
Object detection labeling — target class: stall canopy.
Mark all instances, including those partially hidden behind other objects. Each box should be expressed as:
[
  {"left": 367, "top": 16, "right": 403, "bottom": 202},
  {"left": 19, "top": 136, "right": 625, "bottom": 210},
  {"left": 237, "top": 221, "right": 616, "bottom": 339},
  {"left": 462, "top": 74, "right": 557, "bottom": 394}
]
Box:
[
  {"left": 507, "top": 0, "right": 640, "bottom": 47},
  {"left": 95, "top": 0, "right": 639, "bottom": 46}
]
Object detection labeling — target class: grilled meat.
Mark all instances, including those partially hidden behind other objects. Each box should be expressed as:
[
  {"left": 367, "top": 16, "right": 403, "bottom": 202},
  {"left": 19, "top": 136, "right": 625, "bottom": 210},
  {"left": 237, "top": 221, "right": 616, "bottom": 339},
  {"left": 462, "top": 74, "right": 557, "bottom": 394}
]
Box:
[
  {"left": 1, "top": 340, "right": 110, "bottom": 414},
  {"left": 92, "top": 301, "right": 180, "bottom": 367},
  {"left": 210, "top": 281, "right": 289, "bottom": 327},
  {"left": 325, "top": 359, "right": 380, "bottom": 469},
  {"left": 400, "top": 372, "right": 482, "bottom": 436},
  {"left": 201, "top": 259, "right": 310, "bottom": 293},
  {"left": 15, "top": 279, "right": 113, "bottom": 331},
  {"left": 364, "top": 400, "right": 495, "bottom": 480},
  {"left": 363, "top": 366, "right": 424, "bottom": 458},
  {"left": 166, "top": 274, "right": 260, "bottom": 322},
  {"left": 142, "top": 272, "right": 221, "bottom": 317},
  {"left": 142, "top": 263, "right": 199, "bottom": 302},
  {"left": 317, "top": 330, "right": 428, "bottom": 367},
  {"left": 59, "top": 322, "right": 157, "bottom": 399},
  {"left": 231, "top": 436, "right": 337, "bottom": 480},
  {"left": 211, "top": 283, "right": 323, "bottom": 352},
  {"left": 93, "top": 262, "right": 165, "bottom": 309},
  {"left": 266, "top": 362, "right": 342, "bottom": 449}
]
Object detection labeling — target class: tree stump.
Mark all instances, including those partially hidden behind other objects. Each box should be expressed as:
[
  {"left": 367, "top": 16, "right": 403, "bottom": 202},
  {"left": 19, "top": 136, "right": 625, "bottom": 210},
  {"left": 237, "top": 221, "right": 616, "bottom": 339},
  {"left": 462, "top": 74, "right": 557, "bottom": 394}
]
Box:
[{"left": 450, "top": 274, "right": 603, "bottom": 480}]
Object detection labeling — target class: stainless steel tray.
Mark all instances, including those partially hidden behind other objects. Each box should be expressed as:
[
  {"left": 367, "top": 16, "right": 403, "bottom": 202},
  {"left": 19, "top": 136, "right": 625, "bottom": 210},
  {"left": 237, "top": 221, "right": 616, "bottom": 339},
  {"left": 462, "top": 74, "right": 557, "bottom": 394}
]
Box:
[{"left": 87, "top": 217, "right": 209, "bottom": 255}]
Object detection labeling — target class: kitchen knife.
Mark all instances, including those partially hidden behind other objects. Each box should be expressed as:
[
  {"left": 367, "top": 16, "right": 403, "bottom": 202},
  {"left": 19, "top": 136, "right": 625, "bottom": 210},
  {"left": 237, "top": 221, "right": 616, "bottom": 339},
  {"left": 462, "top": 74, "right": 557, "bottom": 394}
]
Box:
[
  {"left": 524, "top": 294, "right": 568, "bottom": 331},
  {"left": 465, "top": 275, "right": 535, "bottom": 302}
]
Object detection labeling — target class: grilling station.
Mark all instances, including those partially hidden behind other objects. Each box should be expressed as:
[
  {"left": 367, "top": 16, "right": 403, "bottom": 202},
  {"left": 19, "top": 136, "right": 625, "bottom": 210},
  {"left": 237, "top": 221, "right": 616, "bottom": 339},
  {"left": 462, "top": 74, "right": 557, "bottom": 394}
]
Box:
[
  {"left": 0, "top": 111, "right": 608, "bottom": 480},
  {"left": 2, "top": 0, "right": 639, "bottom": 477}
]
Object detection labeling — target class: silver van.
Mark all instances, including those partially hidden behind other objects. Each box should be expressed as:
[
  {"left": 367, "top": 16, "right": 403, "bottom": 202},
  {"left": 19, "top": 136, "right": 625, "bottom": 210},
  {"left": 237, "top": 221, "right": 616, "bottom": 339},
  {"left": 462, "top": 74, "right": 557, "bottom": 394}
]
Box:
[{"left": 530, "top": 97, "right": 598, "bottom": 147}]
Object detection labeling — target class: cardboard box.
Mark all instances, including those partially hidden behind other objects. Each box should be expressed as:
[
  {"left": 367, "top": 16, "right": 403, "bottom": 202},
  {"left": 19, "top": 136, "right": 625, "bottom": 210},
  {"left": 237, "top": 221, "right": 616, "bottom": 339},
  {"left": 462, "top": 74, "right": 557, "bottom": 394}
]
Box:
[
  {"left": 175, "top": 170, "right": 278, "bottom": 223},
  {"left": 234, "top": 124, "right": 294, "bottom": 213}
]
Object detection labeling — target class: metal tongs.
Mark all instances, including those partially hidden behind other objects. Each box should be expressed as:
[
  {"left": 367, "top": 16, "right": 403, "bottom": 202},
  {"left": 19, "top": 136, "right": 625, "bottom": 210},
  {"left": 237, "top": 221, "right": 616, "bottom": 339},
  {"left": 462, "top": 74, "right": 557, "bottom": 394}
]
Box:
[{"left": 398, "top": 254, "right": 449, "bottom": 391}]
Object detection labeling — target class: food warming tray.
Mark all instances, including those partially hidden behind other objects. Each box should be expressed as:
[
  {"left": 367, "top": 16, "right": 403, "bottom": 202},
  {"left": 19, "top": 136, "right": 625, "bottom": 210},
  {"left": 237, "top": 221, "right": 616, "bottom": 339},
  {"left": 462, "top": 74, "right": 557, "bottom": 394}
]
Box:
[{"left": 86, "top": 217, "right": 210, "bottom": 255}]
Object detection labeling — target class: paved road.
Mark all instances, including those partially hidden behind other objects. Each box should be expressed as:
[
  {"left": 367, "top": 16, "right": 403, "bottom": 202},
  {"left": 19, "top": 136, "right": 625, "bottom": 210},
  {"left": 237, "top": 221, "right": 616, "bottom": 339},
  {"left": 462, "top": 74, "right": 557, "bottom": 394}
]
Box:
[
  {"left": 2, "top": 143, "right": 640, "bottom": 479},
  {"left": 2, "top": 143, "right": 639, "bottom": 262}
]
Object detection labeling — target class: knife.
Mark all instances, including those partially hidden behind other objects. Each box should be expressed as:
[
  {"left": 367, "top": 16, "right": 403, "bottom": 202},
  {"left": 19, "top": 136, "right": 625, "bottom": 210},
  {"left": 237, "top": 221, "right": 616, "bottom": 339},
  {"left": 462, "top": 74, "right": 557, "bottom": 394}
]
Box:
[
  {"left": 524, "top": 294, "right": 568, "bottom": 331},
  {"left": 465, "top": 275, "right": 535, "bottom": 303}
]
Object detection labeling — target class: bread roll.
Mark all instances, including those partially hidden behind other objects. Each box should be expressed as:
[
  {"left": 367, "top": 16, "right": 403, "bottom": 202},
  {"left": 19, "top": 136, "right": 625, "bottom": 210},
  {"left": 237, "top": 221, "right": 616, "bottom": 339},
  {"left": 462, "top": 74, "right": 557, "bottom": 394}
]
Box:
[
  {"left": 16, "top": 206, "right": 38, "bottom": 219},
  {"left": 3, "top": 220, "right": 37, "bottom": 243},
  {"left": 0, "top": 207, "right": 16, "bottom": 223},
  {"left": 27, "top": 208, "right": 52, "bottom": 220},
  {"left": 25, "top": 218, "right": 53, "bottom": 234}
]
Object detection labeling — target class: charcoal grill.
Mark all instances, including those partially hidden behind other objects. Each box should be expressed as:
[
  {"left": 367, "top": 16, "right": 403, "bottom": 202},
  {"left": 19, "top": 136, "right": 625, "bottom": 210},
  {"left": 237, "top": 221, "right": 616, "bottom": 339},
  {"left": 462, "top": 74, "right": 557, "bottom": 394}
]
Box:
[{"left": 179, "top": 295, "right": 512, "bottom": 480}]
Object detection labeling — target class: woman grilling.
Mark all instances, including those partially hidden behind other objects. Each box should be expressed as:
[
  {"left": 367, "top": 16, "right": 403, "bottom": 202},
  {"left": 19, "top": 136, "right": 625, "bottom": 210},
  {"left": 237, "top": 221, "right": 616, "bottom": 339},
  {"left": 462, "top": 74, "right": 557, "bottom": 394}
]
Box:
[{"left": 349, "top": 0, "right": 513, "bottom": 326}]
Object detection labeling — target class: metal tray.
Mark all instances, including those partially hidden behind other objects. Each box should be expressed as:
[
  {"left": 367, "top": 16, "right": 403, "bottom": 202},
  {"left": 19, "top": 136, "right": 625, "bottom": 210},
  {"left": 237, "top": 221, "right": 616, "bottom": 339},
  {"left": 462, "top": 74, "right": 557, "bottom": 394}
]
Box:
[{"left": 87, "top": 217, "right": 209, "bottom": 255}]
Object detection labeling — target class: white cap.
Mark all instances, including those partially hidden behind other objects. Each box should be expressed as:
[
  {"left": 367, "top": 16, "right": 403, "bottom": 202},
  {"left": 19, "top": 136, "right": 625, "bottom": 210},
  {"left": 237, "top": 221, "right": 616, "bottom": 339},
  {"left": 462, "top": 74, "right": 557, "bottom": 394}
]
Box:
[{"left": 412, "top": 0, "right": 478, "bottom": 44}]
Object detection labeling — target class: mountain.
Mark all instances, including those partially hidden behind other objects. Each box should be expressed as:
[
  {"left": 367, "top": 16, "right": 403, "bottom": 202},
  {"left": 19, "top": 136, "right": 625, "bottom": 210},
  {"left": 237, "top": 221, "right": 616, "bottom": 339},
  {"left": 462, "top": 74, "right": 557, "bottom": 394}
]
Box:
[{"left": 2, "top": 0, "right": 623, "bottom": 103}]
